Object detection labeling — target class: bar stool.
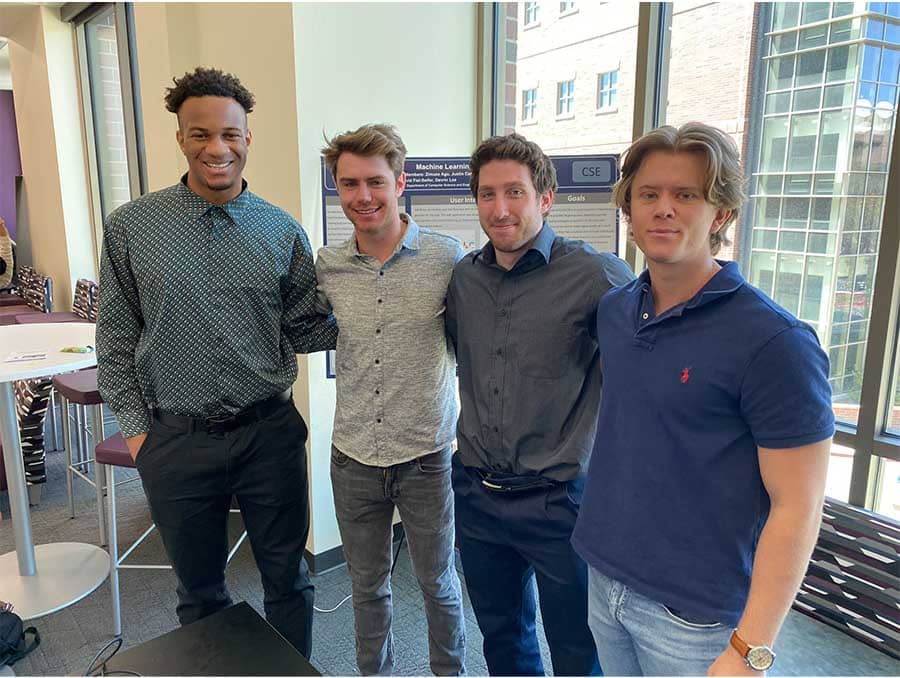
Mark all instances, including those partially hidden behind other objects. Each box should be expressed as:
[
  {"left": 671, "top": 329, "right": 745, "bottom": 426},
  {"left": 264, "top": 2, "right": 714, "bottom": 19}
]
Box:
[
  {"left": 51, "top": 368, "right": 106, "bottom": 545},
  {"left": 96, "top": 433, "right": 249, "bottom": 636}
]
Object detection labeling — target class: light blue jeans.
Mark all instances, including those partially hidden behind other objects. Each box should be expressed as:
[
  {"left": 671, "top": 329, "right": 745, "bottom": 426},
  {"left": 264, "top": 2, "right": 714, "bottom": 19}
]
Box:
[
  {"left": 331, "top": 446, "right": 466, "bottom": 676},
  {"left": 587, "top": 566, "right": 733, "bottom": 676}
]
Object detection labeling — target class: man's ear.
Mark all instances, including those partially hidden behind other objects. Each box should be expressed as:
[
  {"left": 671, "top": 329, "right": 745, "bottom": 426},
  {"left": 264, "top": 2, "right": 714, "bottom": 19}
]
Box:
[
  {"left": 710, "top": 208, "right": 732, "bottom": 234},
  {"left": 540, "top": 188, "right": 555, "bottom": 216}
]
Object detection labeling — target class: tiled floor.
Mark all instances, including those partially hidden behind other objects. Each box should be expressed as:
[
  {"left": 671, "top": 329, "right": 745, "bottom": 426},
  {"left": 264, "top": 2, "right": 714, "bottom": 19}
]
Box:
[{"left": 0, "top": 421, "right": 897, "bottom": 676}]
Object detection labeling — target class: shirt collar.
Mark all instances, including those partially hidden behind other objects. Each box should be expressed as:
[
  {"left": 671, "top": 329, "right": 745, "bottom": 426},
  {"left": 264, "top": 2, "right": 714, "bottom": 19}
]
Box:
[
  {"left": 346, "top": 213, "right": 420, "bottom": 258},
  {"left": 474, "top": 221, "right": 556, "bottom": 268},
  {"left": 633, "top": 260, "right": 745, "bottom": 313},
  {"left": 177, "top": 174, "right": 251, "bottom": 224}
]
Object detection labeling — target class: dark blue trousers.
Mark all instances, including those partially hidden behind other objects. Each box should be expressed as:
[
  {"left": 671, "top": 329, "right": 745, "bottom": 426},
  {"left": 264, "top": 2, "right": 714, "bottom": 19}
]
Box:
[{"left": 452, "top": 455, "right": 601, "bottom": 676}]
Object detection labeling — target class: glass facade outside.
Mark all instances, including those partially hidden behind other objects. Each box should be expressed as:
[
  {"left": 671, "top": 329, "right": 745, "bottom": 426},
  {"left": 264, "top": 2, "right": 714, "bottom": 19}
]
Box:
[
  {"left": 747, "top": 2, "right": 900, "bottom": 427},
  {"left": 497, "top": 1, "right": 900, "bottom": 512}
]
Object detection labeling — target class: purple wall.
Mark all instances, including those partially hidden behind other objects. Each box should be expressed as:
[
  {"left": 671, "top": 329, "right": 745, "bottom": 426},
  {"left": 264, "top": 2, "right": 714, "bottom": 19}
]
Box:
[{"left": 0, "top": 90, "right": 22, "bottom": 240}]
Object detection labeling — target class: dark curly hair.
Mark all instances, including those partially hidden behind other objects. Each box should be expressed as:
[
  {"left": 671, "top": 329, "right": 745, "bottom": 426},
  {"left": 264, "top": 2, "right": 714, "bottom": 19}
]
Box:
[{"left": 164, "top": 67, "right": 255, "bottom": 116}]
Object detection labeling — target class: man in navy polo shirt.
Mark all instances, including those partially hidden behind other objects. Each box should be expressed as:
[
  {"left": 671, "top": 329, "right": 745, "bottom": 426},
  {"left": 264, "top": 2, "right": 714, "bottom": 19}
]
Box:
[{"left": 572, "top": 122, "right": 834, "bottom": 676}]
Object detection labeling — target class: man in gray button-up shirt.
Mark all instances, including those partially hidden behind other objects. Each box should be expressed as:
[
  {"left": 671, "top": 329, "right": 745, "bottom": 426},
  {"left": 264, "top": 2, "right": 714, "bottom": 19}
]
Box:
[
  {"left": 446, "top": 134, "right": 634, "bottom": 676},
  {"left": 317, "top": 125, "right": 466, "bottom": 676}
]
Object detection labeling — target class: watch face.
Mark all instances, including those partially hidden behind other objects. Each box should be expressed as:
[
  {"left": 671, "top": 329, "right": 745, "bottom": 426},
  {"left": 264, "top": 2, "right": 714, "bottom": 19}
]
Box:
[{"left": 747, "top": 646, "right": 775, "bottom": 671}]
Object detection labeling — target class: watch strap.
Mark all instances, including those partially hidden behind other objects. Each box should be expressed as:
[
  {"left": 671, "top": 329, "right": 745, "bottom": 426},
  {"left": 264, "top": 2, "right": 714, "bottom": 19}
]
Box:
[{"left": 729, "top": 629, "right": 751, "bottom": 659}]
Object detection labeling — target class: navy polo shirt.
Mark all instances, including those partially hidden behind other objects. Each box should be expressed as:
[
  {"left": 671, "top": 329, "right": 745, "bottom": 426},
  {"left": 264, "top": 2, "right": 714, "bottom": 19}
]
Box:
[{"left": 572, "top": 261, "right": 834, "bottom": 626}]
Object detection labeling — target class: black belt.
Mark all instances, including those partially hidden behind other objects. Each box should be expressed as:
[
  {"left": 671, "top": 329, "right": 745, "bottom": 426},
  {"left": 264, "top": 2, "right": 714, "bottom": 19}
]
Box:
[
  {"left": 474, "top": 468, "right": 556, "bottom": 493},
  {"left": 152, "top": 390, "right": 292, "bottom": 434}
]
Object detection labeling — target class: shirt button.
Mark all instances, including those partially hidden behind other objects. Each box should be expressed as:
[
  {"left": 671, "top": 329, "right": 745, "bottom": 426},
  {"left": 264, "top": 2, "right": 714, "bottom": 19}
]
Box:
[
  {"left": 377, "top": 299, "right": 383, "bottom": 304},
  {"left": 494, "top": 387, "right": 499, "bottom": 394},
  {"left": 375, "top": 389, "right": 380, "bottom": 395},
  {"left": 377, "top": 418, "right": 382, "bottom": 423},
  {"left": 642, "top": 312, "right": 649, "bottom": 320},
  {"left": 496, "top": 348, "right": 502, "bottom": 356},
  {"left": 498, "top": 309, "right": 507, "bottom": 316},
  {"left": 379, "top": 271, "right": 384, "bottom": 276},
  {"left": 375, "top": 328, "right": 381, "bottom": 334},
  {"left": 375, "top": 359, "right": 380, "bottom": 365}
]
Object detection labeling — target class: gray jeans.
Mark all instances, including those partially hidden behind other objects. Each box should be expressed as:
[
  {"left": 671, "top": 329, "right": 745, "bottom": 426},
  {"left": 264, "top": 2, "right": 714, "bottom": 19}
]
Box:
[{"left": 331, "top": 446, "right": 466, "bottom": 676}]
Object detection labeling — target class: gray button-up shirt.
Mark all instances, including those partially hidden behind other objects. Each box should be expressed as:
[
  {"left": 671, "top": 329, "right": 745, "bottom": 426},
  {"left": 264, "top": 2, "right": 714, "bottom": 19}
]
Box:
[
  {"left": 97, "top": 177, "right": 337, "bottom": 438},
  {"left": 317, "top": 215, "right": 464, "bottom": 466},
  {"left": 446, "top": 222, "right": 635, "bottom": 481}
]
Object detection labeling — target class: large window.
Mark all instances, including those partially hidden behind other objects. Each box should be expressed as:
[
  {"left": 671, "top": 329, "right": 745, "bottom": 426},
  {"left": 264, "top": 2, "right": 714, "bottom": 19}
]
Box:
[
  {"left": 69, "top": 3, "right": 144, "bottom": 257},
  {"left": 491, "top": 1, "right": 900, "bottom": 519}
]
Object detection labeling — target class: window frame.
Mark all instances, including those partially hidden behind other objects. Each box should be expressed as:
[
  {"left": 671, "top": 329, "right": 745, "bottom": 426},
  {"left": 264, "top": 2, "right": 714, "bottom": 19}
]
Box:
[
  {"left": 556, "top": 78, "right": 575, "bottom": 117},
  {"left": 521, "top": 87, "right": 538, "bottom": 122},
  {"left": 485, "top": 1, "right": 900, "bottom": 518},
  {"left": 69, "top": 2, "right": 145, "bottom": 263},
  {"left": 524, "top": 1, "right": 541, "bottom": 28},
  {"left": 596, "top": 68, "right": 619, "bottom": 112}
]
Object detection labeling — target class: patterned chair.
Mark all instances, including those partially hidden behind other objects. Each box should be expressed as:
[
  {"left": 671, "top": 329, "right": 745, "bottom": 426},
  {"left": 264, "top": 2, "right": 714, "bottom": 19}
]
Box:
[
  {"left": 794, "top": 498, "right": 900, "bottom": 659},
  {"left": 15, "top": 278, "right": 99, "bottom": 325}
]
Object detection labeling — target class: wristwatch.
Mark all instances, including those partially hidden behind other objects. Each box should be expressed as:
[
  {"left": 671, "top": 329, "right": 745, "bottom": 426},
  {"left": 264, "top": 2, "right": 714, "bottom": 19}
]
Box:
[{"left": 729, "top": 630, "right": 776, "bottom": 671}]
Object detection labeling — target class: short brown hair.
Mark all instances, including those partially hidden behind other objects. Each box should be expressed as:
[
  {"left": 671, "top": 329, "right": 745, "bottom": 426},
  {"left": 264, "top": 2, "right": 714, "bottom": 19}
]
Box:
[
  {"left": 322, "top": 124, "right": 407, "bottom": 180},
  {"left": 469, "top": 133, "right": 557, "bottom": 198},
  {"left": 613, "top": 122, "right": 747, "bottom": 254}
]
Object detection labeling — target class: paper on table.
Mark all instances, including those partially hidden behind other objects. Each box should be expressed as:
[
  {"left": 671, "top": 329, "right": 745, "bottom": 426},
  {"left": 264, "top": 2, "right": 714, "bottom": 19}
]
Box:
[{"left": 4, "top": 351, "right": 48, "bottom": 363}]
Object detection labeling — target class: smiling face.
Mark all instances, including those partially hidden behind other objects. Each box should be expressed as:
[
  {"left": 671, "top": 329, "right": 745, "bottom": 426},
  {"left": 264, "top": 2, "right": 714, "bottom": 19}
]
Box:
[
  {"left": 176, "top": 96, "right": 251, "bottom": 204},
  {"left": 335, "top": 152, "right": 405, "bottom": 239},
  {"left": 628, "top": 150, "right": 730, "bottom": 271},
  {"left": 475, "top": 159, "right": 553, "bottom": 270}
]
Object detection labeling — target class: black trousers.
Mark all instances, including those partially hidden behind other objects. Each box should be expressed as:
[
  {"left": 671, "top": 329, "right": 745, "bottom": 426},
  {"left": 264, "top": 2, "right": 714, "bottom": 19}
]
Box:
[{"left": 135, "top": 399, "right": 314, "bottom": 657}]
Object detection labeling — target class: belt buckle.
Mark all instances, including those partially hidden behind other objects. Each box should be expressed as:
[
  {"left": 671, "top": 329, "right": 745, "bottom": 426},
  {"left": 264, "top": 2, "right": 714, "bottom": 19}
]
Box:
[{"left": 204, "top": 412, "right": 235, "bottom": 433}]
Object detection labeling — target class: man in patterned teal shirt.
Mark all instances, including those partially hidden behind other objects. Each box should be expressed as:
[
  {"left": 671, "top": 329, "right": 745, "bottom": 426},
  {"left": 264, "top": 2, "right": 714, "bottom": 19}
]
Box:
[{"left": 96, "top": 67, "right": 335, "bottom": 658}]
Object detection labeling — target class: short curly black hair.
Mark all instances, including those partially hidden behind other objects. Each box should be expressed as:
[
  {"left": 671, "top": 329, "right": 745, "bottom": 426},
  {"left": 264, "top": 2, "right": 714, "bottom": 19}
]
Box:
[{"left": 164, "top": 67, "right": 255, "bottom": 116}]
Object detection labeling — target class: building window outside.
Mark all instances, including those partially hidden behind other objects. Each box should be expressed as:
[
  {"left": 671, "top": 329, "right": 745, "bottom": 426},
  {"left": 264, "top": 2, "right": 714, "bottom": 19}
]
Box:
[
  {"left": 83, "top": 8, "right": 133, "bottom": 218},
  {"left": 597, "top": 69, "right": 618, "bottom": 110},
  {"left": 560, "top": 1, "right": 576, "bottom": 14},
  {"left": 749, "top": 3, "right": 900, "bottom": 429},
  {"left": 557, "top": 79, "right": 575, "bottom": 116},
  {"left": 493, "top": 1, "right": 900, "bottom": 516},
  {"left": 522, "top": 88, "right": 538, "bottom": 121},
  {"left": 525, "top": 2, "right": 540, "bottom": 27}
]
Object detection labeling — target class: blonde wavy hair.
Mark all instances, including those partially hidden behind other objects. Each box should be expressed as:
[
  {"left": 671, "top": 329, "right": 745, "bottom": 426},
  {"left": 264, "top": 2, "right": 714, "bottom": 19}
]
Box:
[{"left": 612, "top": 122, "right": 747, "bottom": 254}]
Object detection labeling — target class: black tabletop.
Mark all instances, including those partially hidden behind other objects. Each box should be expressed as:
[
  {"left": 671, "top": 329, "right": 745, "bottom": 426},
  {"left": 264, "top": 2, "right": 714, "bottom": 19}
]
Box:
[{"left": 103, "top": 602, "right": 321, "bottom": 676}]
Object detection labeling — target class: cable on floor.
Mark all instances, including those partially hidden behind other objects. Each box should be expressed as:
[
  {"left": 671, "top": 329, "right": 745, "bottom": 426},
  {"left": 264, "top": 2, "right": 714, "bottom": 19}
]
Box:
[
  {"left": 313, "top": 527, "right": 406, "bottom": 614},
  {"left": 83, "top": 636, "right": 141, "bottom": 676}
]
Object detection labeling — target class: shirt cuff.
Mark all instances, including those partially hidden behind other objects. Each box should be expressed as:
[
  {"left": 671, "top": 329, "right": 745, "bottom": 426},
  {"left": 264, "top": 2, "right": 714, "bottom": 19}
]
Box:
[{"left": 116, "top": 408, "right": 152, "bottom": 439}]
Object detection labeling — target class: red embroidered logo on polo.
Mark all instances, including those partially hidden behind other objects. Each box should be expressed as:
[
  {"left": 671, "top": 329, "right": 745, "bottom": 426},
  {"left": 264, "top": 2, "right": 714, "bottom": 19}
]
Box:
[{"left": 681, "top": 367, "right": 691, "bottom": 384}]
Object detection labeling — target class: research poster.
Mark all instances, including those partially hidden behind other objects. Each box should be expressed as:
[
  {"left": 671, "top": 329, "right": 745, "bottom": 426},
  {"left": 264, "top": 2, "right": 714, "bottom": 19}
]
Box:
[{"left": 321, "top": 154, "right": 618, "bottom": 378}]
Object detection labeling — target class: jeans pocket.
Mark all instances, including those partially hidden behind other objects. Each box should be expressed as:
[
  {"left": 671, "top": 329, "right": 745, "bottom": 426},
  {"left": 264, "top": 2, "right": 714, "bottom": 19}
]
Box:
[
  {"left": 661, "top": 604, "right": 725, "bottom": 629},
  {"left": 415, "top": 448, "right": 451, "bottom": 474},
  {"left": 331, "top": 446, "right": 351, "bottom": 468}
]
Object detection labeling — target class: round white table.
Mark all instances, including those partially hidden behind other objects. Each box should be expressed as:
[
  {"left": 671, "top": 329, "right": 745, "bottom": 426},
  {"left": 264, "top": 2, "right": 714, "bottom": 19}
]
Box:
[{"left": 0, "top": 323, "right": 109, "bottom": 619}]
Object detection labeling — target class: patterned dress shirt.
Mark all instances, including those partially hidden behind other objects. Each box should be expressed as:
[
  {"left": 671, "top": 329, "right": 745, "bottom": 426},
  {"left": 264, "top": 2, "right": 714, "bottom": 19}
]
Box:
[
  {"left": 316, "top": 215, "right": 464, "bottom": 466},
  {"left": 97, "top": 177, "right": 337, "bottom": 438}
]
